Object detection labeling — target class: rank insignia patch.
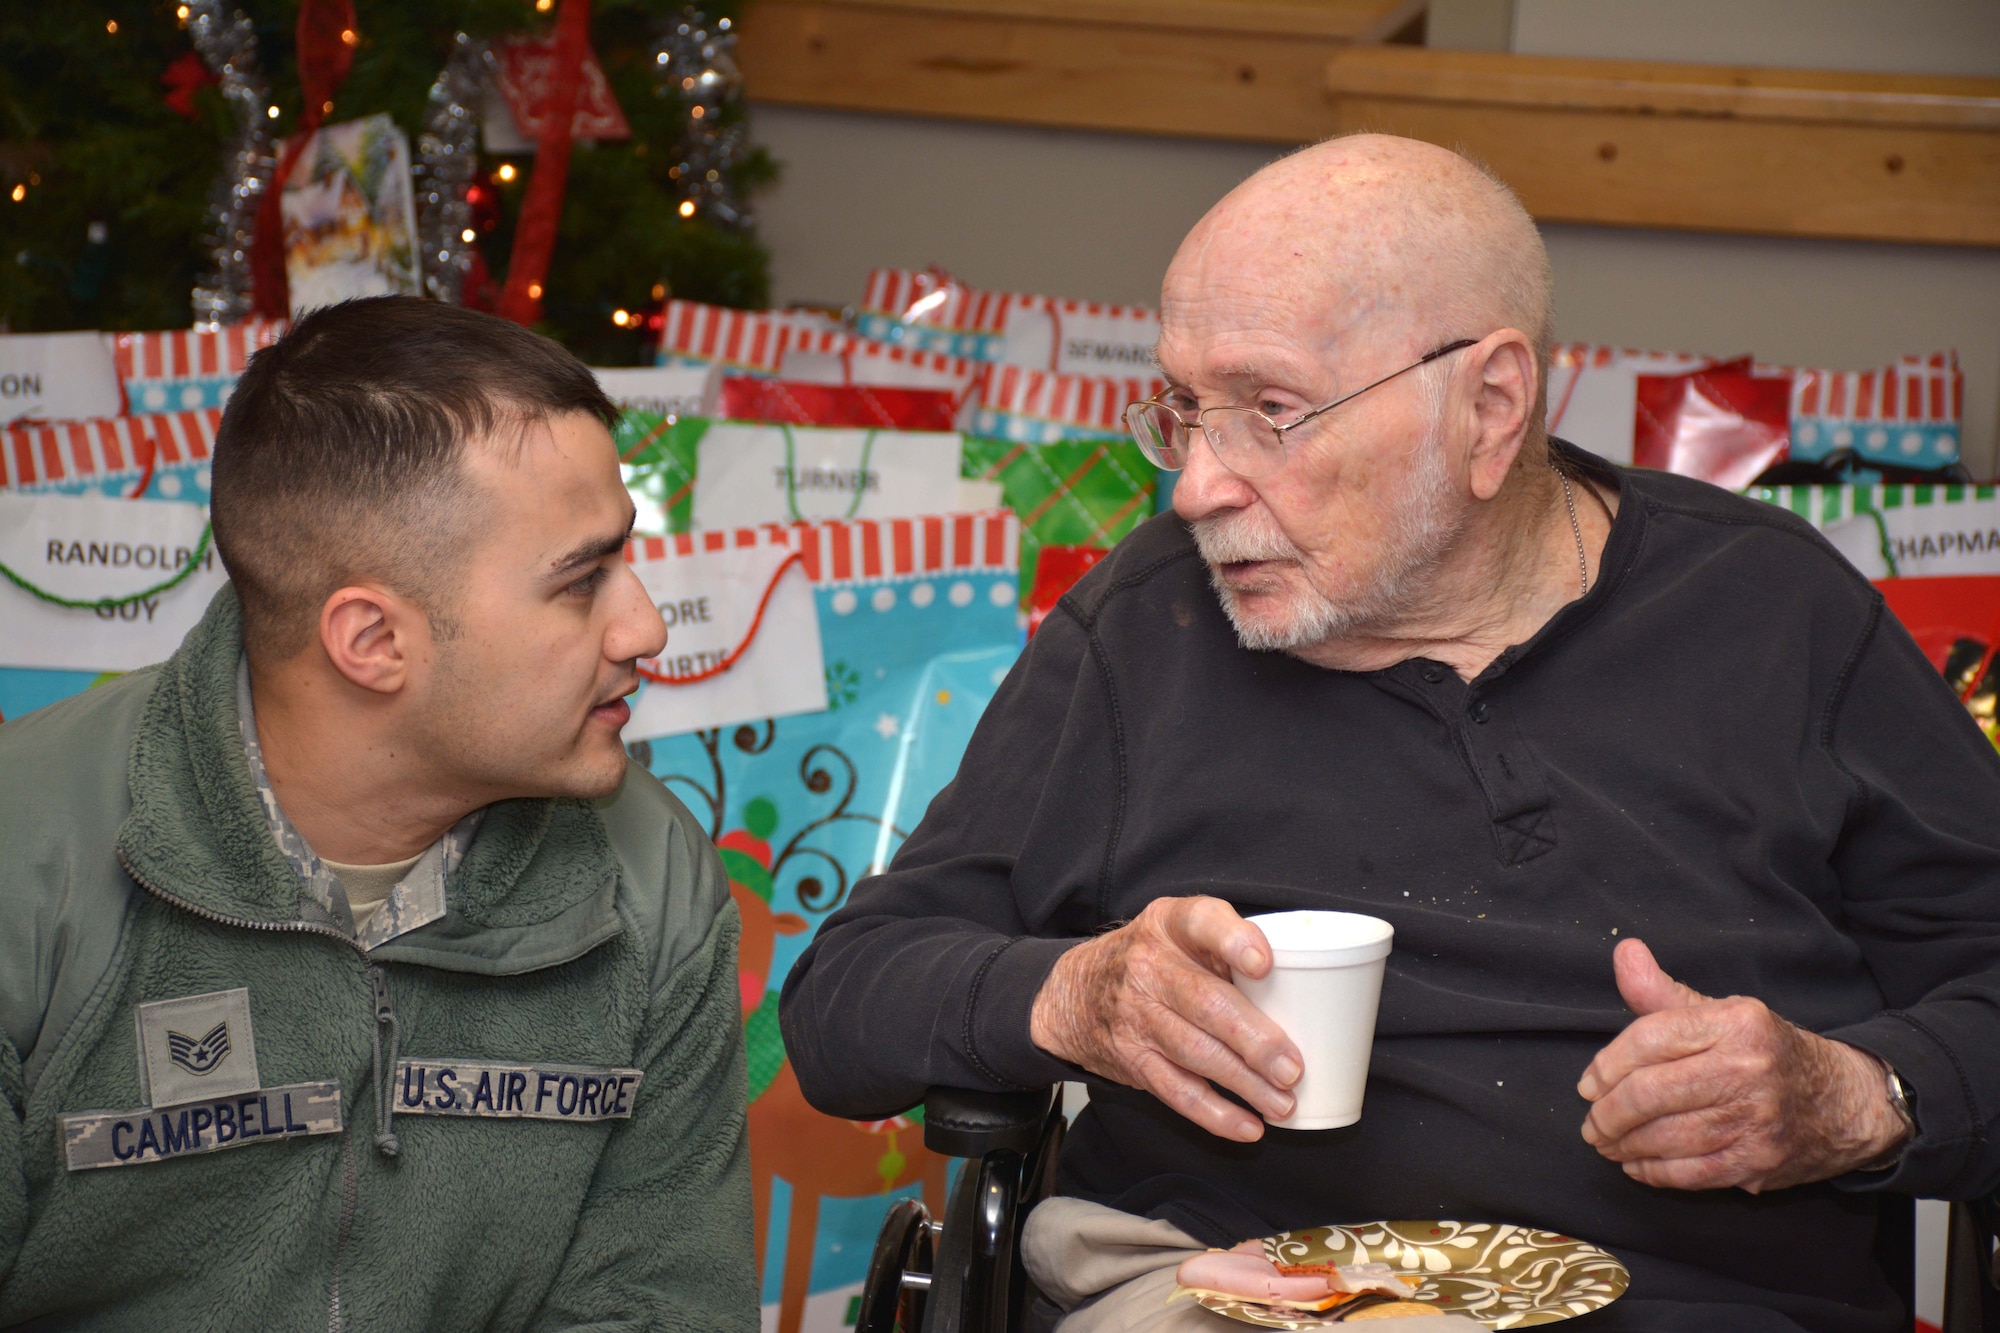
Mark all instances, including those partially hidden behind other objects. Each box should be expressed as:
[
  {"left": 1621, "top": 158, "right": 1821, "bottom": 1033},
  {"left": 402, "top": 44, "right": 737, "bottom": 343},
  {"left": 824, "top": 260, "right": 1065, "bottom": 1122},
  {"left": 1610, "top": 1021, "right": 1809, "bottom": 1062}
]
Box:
[
  {"left": 167, "top": 1021, "right": 231, "bottom": 1075},
  {"left": 136, "top": 988, "right": 260, "bottom": 1106}
]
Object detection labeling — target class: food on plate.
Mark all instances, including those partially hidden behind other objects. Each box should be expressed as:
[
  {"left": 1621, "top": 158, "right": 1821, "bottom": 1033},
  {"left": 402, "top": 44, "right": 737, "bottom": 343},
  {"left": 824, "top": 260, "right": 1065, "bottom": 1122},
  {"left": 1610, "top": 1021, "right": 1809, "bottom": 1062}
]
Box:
[
  {"left": 1174, "top": 1243, "right": 1421, "bottom": 1317},
  {"left": 1343, "top": 1301, "right": 1444, "bottom": 1320}
]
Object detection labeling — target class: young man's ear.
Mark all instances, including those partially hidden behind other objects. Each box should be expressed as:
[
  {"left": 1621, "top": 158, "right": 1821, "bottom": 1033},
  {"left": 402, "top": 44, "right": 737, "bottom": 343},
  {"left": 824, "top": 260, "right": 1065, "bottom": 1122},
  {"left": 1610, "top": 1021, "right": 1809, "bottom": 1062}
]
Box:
[{"left": 319, "top": 587, "right": 424, "bottom": 694}]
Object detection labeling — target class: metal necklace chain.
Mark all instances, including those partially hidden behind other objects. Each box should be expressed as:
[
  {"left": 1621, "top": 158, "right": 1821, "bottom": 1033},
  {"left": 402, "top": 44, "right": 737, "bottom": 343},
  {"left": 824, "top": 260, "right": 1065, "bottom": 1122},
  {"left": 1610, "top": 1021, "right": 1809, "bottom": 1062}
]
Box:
[{"left": 1554, "top": 458, "right": 1589, "bottom": 596}]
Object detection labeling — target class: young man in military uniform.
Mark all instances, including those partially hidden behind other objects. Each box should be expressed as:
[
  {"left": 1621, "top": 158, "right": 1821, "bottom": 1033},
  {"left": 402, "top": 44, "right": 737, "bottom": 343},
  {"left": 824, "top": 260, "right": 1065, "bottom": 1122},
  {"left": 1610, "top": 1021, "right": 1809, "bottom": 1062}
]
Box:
[{"left": 0, "top": 297, "right": 756, "bottom": 1330}]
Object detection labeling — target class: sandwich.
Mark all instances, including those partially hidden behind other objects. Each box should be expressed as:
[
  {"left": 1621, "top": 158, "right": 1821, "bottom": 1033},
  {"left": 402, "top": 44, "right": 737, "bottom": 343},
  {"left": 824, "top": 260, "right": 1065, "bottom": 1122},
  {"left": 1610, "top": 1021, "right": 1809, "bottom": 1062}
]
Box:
[{"left": 1173, "top": 1243, "right": 1441, "bottom": 1321}]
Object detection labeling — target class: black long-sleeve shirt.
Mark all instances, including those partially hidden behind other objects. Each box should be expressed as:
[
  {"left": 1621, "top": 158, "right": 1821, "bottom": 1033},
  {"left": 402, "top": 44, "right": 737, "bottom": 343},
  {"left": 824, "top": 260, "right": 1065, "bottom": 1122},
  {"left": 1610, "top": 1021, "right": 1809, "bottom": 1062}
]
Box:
[{"left": 781, "top": 448, "right": 2000, "bottom": 1332}]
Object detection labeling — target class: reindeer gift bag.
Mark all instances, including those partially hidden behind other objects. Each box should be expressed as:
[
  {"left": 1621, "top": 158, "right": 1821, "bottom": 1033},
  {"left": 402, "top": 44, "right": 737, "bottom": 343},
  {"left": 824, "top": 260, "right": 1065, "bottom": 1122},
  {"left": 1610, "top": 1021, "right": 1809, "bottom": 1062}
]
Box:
[{"left": 621, "top": 511, "right": 1023, "bottom": 1333}]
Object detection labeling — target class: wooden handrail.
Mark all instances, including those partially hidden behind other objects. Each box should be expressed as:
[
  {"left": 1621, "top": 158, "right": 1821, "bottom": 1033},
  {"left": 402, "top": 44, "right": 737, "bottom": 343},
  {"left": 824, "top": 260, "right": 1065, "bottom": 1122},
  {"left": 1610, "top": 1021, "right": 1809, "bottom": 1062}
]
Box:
[
  {"left": 852, "top": 0, "right": 1411, "bottom": 39},
  {"left": 1326, "top": 46, "right": 2000, "bottom": 130}
]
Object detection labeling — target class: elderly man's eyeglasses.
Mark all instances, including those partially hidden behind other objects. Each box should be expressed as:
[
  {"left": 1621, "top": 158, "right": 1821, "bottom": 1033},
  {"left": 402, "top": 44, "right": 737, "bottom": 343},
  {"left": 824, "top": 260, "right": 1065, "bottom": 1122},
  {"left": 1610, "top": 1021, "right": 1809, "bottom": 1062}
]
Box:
[{"left": 1124, "top": 339, "right": 1478, "bottom": 478}]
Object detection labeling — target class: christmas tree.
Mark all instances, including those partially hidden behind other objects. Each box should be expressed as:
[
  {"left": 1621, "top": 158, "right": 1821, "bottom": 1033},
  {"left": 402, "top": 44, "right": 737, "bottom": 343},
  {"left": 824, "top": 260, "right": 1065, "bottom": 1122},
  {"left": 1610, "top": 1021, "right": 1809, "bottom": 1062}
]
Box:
[{"left": 0, "top": 0, "right": 774, "bottom": 364}]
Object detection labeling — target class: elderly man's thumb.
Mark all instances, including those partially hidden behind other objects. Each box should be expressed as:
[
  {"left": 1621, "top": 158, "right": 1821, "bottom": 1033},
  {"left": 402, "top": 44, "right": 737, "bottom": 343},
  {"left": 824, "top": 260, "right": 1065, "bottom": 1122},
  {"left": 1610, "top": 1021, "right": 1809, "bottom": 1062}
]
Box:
[{"left": 1613, "top": 937, "right": 1709, "bottom": 1016}]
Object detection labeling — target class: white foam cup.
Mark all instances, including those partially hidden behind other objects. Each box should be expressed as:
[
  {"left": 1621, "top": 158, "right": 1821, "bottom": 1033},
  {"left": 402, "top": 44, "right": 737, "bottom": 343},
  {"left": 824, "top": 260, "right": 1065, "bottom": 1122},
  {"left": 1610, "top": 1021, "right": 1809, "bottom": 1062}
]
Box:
[{"left": 1232, "top": 910, "right": 1394, "bottom": 1130}]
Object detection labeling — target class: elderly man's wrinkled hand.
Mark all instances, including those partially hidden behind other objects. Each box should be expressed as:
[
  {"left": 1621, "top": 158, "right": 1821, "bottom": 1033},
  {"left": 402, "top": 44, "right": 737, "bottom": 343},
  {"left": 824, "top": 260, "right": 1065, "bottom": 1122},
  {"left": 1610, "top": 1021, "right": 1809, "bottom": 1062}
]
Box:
[
  {"left": 1029, "top": 896, "right": 1302, "bottom": 1142},
  {"left": 1576, "top": 938, "right": 1909, "bottom": 1192}
]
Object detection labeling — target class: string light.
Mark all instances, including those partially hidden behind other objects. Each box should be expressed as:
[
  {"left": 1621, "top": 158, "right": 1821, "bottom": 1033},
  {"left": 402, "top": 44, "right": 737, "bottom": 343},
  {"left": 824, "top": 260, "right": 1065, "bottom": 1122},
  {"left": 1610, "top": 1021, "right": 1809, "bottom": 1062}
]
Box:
[
  {"left": 651, "top": 283, "right": 666, "bottom": 300},
  {"left": 176, "top": 4, "right": 189, "bottom": 19},
  {"left": 612, "top": 309, "right": 631, "bottom": 327},
  {"left": 527, "top": 282, "right": 543, "bottom": 299},
  {"left": 496, "top": 163, "right": 517, "bottom": 183},
  {"left": 536, "top": 0, "right": 553, "bottom": 9},
  {"left": 340, "top": 28, "right": 357, "bottom": 45},
  {"left": 266, "top": 105, "right": 280, "bottom": 119},
  {"left": 678, "top": 200, "right": 695, "bottom": 217},
  {"left": 460, "top": 228, "right": 477, "bottom": 242},
  {"left": 321, "top": 100, "right": 333, "bottom": 113},
  {"left": 106, "top": 19, "right": 118, "bottom": 32},
  {"left": 9, "top": 185, "right": 24, "bottom": 203}
]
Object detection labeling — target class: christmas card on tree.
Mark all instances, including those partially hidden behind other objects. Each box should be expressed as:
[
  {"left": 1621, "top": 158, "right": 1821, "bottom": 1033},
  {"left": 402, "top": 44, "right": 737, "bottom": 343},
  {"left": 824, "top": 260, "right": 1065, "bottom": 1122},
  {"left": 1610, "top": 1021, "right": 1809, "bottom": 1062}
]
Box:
[{"left": 279, "top": 114, "right": 421, "bottom": 315}]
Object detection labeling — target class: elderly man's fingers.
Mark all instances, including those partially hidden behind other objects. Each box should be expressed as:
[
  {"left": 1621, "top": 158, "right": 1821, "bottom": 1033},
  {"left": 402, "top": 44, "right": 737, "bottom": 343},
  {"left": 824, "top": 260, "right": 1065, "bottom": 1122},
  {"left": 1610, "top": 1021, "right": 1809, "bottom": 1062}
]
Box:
[
  {"left": 1611, "top": 938, "right": 1713, "bottom": 1019},
  {"left": 1576, "top": 998, "right": 1767, "bottom": 1102},
  {"left": 1585, "top": 1095, "right": 1764, "bottom": 1165},
  {"left": 1160, "top": 895, "right": 1271, "bottom": 981},
  {"left": 1129, "top": 1047, "right": 1265, "bottom": 1142},
  {"left": 1579, "top": 1046, "right": 1776, "bottom": 1146},
  {"left": 1156, "top": 962, "right": 1302, "bottom": 1092},
  {"left": 1141, "top": 1003, "right": 1296, "bottom": 1120},
  {"left": 1617, "top": 1153, "right": 1753, "bottom": 1193}
]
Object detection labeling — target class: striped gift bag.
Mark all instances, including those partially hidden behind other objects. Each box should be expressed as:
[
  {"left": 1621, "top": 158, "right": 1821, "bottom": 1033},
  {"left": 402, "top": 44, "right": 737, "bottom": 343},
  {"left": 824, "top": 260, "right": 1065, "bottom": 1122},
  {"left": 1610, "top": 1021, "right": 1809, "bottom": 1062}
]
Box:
[
  {"left": 1750, "top": 483, "right": 2000, "bottom": 580},
  {"left": 0, "top": 409, "right": 222, "bottom": 724},
  {"left": 620, "top": 511, "right": 1022, "bottom": 1333},
  {"left": 112, "top": 322, "right": 287, "bottom": 415},
  {"left": 855, "top": 267, "right": 1159, "bottom": 376}
]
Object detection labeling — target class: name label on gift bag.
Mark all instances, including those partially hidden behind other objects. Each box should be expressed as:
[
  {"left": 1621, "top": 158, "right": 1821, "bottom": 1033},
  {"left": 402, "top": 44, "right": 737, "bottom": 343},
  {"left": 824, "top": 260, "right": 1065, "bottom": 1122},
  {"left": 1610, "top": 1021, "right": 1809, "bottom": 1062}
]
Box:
[
  {"left": 393, "top": 1059, "right": 641, "bottom": 1121},
  {"left": 594, "top": 364, "right": 717, "bottom": 422},
  {"left": 625, "top": 536, "right": 828, "bottom": 738},
  {"left": 61, "top": 1082, "right": 344, "bottom": 1171},
  {"left": 0, "top": 332, "right": 123, "bottom": 424},
  {"left": 690, "top": 425, "right": 965, "bottom": 528},
  {"left": 0, "top": 491, "right": 227, "bottom": 672}
]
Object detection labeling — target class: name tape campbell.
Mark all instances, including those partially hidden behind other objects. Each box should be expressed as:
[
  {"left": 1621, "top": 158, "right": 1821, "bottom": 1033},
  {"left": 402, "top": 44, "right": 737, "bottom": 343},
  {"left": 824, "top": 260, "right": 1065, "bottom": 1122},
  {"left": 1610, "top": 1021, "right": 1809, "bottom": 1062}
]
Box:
[{"left": 62, "top": 1082, "right": 344, "bottom": 1171}]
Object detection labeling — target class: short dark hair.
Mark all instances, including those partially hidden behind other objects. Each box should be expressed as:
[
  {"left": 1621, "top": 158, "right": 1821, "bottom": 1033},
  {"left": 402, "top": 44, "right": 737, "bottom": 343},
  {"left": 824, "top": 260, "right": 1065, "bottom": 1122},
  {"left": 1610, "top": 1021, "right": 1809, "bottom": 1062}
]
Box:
[{"left": 211, "top": 296, "right": 619, "bottom": 660}]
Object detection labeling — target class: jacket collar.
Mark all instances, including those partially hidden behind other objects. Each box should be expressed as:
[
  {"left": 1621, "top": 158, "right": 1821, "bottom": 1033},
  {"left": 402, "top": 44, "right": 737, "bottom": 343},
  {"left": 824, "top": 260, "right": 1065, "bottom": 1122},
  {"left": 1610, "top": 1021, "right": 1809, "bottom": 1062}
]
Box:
[{"left": 117, "top": 586, "right": 624, "bottom": 974}]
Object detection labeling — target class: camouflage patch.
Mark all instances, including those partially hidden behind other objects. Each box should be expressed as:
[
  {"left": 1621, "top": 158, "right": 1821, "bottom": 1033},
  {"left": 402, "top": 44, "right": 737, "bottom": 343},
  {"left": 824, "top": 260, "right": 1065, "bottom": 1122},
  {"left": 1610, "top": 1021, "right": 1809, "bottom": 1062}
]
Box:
[{"left": 62, "top": 1081, "right": 343, "bottom": 1171}]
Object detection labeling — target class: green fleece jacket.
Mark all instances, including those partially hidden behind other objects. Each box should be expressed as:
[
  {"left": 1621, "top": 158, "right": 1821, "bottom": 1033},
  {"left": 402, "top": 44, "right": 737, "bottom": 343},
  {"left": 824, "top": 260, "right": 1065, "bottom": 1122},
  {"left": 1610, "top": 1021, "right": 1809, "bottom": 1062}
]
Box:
[{"left": 0, "top": 589, "right": 757, "bottom": 1331}]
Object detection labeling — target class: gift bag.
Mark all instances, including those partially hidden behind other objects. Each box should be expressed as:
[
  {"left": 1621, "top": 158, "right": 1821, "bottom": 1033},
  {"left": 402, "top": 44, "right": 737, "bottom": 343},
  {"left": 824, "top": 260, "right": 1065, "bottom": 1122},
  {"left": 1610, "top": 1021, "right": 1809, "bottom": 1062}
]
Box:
[
  {"left": 1633, "top": 357, "right": 1793, "bottom": 491},
  {"left": 1751, "top": 483, "right": 2000, "bottom": 581},
  {"left": 622, "top": 510, "right": 1022, "bottom": 1333},
  {"left": 717, "top": 378, "right": 961, "bottom": 433},
  {"left": 857, "top": 267, "right": 1159, "bottom": 375},
  {"left": 1552, "top": 343, "right": 1963, "bottom": 482},
  {"left": 656, "top": 300, "right": 847, "bottom": 374},
  {"left": 0, "top": 410, "right": 222, "bottom": 724},
  {"left": 112, "top": 322, "right": 287, "bottom": 414},
  {"left": 0, "top": 330, "right": 124, "bottom": 423},
  {"left": 962, "top": 363, "right": 1162, "bottom": 605}
]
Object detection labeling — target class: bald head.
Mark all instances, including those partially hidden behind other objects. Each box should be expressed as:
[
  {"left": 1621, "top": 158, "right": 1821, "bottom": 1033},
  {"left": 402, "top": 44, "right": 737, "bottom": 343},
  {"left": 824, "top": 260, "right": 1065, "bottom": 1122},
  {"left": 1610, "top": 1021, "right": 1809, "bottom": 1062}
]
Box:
[{"left": 1164, "top": 134, "right": 1552, "bottom": 395}]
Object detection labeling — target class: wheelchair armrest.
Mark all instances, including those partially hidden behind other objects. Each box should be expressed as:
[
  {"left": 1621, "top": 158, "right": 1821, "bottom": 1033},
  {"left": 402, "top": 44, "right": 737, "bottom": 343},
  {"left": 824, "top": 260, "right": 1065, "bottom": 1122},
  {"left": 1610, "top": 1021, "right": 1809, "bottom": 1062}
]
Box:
[{"left": 922, "top": 1085, "right": 1055, "bottom": 1159}]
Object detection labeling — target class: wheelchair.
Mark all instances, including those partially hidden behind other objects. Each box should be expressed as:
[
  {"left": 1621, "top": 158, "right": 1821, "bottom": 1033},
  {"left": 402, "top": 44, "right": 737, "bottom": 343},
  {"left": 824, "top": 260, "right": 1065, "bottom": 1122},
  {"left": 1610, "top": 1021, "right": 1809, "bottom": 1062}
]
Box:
[
  {"left": 857, "top": 1086, "right": 1065, "bottom": 1333},
  {"left": 858, "top": 1085, "right": 2000, "bottom": 1333}
]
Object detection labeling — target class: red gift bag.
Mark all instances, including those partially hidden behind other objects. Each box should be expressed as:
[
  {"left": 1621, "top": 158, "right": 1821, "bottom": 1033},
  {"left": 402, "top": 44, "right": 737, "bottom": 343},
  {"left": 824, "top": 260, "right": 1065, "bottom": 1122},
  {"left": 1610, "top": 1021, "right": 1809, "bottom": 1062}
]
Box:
[{"left": 1632, "top": 357, "right": 1793, "bottom": 489}]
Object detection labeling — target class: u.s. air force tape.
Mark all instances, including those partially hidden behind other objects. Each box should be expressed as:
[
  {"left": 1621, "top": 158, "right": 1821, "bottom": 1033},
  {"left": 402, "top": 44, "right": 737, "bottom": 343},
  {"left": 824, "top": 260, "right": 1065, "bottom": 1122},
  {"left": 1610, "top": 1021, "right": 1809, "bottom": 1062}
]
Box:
[
  {"left": 393, "top": 1059, "right": 642, "bottom": 1121},
  {"left": 62, "top": 1082, "right": 343, "bottom": 1171}
]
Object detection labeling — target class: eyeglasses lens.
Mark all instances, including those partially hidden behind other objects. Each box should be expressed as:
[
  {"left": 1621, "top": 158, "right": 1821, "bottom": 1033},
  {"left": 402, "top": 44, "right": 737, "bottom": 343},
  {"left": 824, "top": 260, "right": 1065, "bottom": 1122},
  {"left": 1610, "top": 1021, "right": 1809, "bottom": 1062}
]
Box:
[
  {"left": 1126, "top": 402, "right": 1191, "bottom": 470},
  {"left": 1201, "top": 408, "right": 1284, "bottom": 478}
]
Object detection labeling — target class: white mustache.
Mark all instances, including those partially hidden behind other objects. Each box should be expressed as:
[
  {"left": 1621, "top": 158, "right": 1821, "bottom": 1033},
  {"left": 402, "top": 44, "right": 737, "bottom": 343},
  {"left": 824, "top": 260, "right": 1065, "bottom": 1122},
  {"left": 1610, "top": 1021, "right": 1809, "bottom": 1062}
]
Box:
[{"left": 1191, "top": 513, "right": 1302, "bottom": 566}]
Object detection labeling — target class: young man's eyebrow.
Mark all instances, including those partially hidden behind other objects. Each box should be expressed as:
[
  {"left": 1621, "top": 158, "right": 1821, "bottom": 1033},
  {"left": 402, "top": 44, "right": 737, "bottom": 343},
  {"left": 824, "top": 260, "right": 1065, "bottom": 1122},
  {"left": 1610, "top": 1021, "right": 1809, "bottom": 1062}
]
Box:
[{"left": 545, "top": 505, "right": 637, "bottom": 581}]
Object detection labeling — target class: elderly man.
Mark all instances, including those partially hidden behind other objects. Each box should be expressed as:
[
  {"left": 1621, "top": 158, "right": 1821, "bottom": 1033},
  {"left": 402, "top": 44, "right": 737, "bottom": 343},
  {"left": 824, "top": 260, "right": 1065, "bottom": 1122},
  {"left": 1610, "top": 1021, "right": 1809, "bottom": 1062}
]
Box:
[{"left": 780, "top": 136, "right": 2000, "bottom": 1330}]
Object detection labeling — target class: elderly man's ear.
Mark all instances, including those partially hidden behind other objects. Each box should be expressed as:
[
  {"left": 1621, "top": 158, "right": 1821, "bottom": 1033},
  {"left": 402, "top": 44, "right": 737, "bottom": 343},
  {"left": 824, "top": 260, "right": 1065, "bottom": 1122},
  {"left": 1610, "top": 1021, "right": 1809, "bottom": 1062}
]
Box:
[{"left": 1463, "top": 331, "right": 1539, "bottom": 502}]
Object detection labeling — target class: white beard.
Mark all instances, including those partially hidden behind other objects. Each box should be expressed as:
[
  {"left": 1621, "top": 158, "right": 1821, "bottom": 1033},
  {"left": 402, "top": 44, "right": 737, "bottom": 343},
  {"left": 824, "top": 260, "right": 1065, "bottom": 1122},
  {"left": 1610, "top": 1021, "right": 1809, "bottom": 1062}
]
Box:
[{"left": 1191, "top": 391, "right": 1464, "bottom": 653}]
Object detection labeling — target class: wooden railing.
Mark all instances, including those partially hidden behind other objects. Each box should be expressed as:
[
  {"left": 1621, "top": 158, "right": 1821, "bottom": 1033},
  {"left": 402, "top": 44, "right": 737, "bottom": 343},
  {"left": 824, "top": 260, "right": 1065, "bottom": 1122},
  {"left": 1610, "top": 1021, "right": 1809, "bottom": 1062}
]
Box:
[{"left": 736, "top": 1, "right": 2000, "bottom": 246}]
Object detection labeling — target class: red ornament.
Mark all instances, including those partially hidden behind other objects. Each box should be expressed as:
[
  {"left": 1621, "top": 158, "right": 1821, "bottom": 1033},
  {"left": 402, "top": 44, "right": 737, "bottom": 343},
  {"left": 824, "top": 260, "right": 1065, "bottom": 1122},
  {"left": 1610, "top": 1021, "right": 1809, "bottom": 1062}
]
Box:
[{"left": 160, "top": 51, "right": 218, "bottom": 120}]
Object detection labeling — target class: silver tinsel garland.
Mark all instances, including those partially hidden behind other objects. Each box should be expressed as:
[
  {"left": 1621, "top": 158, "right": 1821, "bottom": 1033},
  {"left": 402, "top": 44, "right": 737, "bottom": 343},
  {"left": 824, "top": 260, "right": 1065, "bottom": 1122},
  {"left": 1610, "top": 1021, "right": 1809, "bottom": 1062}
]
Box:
[
  {"left": 653, "top": 10, "right": 750, "bottom": 229},
  {"left": 414, "top": 33, "right": 487, "bottom": 306},
  {"left": 186, "top": 0, "right": 274, "bottom": 327}
]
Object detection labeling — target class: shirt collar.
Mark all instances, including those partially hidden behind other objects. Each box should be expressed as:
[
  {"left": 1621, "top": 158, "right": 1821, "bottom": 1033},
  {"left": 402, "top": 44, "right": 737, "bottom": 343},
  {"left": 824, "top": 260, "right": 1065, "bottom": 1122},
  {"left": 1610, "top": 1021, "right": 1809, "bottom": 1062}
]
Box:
[{"left": 235, "top": 656, "right": 478, "bottom": 950}]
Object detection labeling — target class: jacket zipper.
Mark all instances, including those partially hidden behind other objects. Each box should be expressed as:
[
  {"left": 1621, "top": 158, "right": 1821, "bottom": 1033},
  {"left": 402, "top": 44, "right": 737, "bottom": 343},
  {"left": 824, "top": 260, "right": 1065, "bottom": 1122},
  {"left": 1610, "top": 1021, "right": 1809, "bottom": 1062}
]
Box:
[{"left": 118, "top": 849, "right": 396, "bottom": 1333}]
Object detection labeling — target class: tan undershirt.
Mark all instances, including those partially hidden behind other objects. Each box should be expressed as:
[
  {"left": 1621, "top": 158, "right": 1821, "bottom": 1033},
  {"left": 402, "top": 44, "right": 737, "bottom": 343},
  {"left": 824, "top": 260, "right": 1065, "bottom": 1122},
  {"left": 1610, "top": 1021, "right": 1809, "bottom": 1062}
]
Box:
[{"left": 321, "top": 851, "right": 426, "bottom": 935}]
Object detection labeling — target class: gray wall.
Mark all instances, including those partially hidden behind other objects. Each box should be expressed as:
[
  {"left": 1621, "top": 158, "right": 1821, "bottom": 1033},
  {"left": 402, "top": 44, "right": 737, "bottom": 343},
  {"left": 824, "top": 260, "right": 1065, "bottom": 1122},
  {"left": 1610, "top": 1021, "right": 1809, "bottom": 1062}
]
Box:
[{"left": 745, "top": 0, "right": 2000, "bottom": 475}]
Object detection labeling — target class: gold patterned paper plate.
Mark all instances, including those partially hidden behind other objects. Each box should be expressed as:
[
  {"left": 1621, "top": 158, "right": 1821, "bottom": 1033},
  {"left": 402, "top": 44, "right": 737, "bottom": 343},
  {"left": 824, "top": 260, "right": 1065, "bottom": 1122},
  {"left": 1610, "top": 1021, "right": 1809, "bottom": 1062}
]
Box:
[{"left": 1190, "top": 1220, "right": 1628, "bottom": 1330}]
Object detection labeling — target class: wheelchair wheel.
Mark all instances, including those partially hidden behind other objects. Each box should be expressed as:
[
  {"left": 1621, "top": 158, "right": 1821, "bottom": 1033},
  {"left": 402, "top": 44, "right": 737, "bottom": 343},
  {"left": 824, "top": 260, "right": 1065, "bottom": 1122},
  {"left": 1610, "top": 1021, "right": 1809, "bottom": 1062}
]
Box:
[{"left": 858, "top": 1197, "right": 934, "bottom": 1333}]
